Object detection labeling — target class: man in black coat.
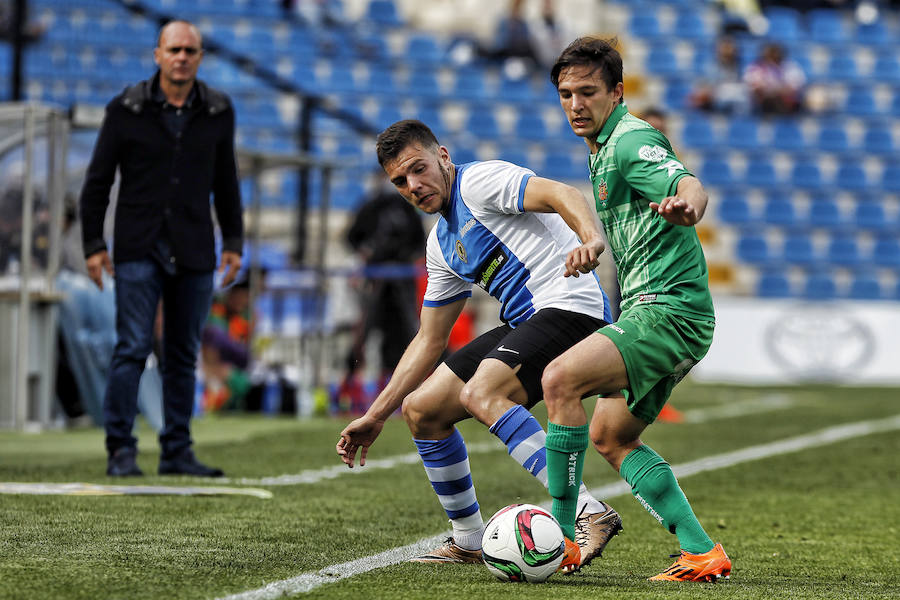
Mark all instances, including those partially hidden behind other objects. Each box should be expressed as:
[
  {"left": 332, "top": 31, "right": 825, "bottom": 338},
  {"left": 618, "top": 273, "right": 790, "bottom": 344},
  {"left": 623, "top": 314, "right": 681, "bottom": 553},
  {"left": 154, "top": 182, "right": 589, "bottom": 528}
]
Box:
[{"left": 80, "top": 20, "right": 243, "bottom": 477}]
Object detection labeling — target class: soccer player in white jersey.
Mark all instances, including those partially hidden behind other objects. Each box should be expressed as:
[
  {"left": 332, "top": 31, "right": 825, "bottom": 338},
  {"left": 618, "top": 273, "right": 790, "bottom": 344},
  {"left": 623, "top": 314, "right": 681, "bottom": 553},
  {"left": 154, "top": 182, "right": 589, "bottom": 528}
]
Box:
[{"left": 336, "top": 120, "right": 621, "bottom": 570}]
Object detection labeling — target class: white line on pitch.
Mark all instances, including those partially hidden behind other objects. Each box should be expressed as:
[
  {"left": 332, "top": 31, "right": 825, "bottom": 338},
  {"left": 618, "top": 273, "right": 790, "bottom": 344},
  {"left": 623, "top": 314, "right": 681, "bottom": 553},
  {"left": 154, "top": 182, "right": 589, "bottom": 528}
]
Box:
[
  {"left": 680, "top": 393, "right": 796, "bottom": 424},
  {"left": 219, "top": 442, "right": 501, "bottom": 486},
  {"left": 227, "top": 395, "right": 795, "bottom": 487},
  {"left": 215, "top": 413, "right": 900, "bottom": 600}
]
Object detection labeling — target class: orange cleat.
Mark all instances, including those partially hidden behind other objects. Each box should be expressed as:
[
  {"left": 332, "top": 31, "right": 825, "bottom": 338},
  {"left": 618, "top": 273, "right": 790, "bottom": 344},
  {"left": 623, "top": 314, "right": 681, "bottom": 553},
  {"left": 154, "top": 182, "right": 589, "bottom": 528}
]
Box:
[
  {"left": 650, "top": 543, "right": 731, "bottom": 582},
  {"left": 557, "top": 536, "right": 582, "bottom": 574}
]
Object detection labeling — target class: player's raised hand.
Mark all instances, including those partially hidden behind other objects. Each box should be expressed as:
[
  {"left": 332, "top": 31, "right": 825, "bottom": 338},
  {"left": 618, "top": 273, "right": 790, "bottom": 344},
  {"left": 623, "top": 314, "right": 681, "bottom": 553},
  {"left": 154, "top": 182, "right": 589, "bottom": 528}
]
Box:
[
  {"left": 649, "top": 196, "right": 700, "bottom": 226},
  {"left": 336, "top": 415, "right": 385, "bottom": 468},
  {"left": 564, "top": 237, "right": 605, "bottom": 277}
]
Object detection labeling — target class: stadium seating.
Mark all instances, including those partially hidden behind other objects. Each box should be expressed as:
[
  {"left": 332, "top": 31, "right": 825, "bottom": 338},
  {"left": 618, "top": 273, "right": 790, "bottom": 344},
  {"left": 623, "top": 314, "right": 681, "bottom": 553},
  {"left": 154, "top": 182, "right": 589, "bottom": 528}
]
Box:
[
  {"left": 802, "top": 270, "right": 838, "bottom": 300},
  {"left": 757, "top": 271, "right": 792, "bottom": 298},
  {"left": 848, "top": 273, "right": 882, "bottom": 300}
]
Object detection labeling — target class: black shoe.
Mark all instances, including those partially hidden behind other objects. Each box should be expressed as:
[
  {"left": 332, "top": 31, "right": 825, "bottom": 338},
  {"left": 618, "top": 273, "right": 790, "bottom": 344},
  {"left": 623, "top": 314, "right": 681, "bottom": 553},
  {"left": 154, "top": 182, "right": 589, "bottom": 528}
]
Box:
[
  {"left": 107, "top": 447, "right": 143, "bottom": 477},
  {"left": 158, "top": 450, "right": 224, "bottom": 477}
]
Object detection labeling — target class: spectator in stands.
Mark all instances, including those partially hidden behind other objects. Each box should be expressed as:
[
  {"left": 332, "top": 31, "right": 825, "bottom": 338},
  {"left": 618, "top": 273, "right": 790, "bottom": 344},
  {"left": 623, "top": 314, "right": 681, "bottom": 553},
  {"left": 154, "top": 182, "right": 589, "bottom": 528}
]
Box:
[
  {"left": 334, "top": 169, "right": 426, "bottom": 414},
  {"left": 481, "top": 0, "right": 543, "bottom": 77},
  {"left": 640, "top": 106, "right": 669, "bottom": 135},
  {"left": 79, "top": 20, "right": 243, "bottom": 477},
  {"left": 689, "top": 36, "right": 750, "bottom": 114},
  {"left": 200, "top": 274, "right": 254, "bottom": 411},
  {"left": 743, "top": 42, "right": 806, "bottom": 114}
]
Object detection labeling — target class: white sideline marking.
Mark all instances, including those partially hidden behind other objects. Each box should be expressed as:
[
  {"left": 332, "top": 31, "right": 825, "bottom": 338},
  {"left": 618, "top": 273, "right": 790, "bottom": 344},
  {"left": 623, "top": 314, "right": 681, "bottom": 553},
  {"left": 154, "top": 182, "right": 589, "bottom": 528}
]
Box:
[
  {"left": 221, "top": 442, "right": 500, "bottom": 486},
  {"left": 680, "top": 393, "right": 796, "bottom": 424},
  {"left": 228, "top": 395, "right": 793, "bottom": 487},
  {"left": 216, "top": 413, "right": 900, "bottom": 600}
]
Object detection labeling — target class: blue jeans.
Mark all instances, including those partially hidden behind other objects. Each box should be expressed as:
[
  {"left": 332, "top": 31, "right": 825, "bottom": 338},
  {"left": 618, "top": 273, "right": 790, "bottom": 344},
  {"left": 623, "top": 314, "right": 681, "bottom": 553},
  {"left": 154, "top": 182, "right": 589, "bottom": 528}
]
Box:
[{"left": 104, "top": 258, "right": 213, "bottom": 460}]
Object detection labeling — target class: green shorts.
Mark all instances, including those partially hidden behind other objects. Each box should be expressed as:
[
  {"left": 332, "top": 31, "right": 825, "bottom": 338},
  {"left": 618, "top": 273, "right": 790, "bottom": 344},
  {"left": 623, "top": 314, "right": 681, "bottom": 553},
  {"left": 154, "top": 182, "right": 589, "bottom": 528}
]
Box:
[{"left": 597, "top": 303, "right": 715, "bottom": 424}]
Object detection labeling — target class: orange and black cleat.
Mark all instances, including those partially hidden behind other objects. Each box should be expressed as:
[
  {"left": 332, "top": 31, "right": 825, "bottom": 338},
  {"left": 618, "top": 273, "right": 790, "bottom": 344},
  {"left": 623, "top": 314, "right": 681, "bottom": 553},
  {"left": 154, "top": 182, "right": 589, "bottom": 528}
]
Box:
[{"left": 649, "top": 543, "right": 731, "bottom": 582}]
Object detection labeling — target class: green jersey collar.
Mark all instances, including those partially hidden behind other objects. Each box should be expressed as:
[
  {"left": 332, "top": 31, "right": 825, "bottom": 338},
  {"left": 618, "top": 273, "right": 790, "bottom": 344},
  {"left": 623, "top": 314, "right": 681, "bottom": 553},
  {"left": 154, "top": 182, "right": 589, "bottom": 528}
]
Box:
[{"left": 593, "top": 103, "right": 629, "bottom": 148}]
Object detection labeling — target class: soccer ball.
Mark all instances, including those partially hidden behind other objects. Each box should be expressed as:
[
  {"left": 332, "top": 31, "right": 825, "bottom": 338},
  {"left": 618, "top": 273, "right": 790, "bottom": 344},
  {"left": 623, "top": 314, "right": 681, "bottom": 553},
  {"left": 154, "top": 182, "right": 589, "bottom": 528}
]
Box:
[{"left": 481, "top": 503, "right": 566, "bottom": 583}]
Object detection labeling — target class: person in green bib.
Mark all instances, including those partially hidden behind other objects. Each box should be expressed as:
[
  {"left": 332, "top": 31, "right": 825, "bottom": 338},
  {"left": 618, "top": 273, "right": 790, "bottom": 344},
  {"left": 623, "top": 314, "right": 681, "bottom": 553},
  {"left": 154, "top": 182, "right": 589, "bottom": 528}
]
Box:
[{"left": 541, "top": 36, "right": 731, "bottom": 582}]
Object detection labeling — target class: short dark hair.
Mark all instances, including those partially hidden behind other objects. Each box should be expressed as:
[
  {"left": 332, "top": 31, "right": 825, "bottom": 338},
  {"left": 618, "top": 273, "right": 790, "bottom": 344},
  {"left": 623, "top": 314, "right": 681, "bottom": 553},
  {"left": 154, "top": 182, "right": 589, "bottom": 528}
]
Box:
[
  {"left": 375, "top": 119, "right": 441, "bottom": 167},
  {"left": 550, "top": 36, "right": 623, "bottom": 100}
]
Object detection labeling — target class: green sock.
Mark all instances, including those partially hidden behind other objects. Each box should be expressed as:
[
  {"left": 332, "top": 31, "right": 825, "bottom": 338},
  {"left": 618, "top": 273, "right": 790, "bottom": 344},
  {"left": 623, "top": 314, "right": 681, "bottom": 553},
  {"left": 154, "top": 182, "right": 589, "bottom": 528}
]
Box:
[
  {"left": 545, "top": 422, "right": 589, "bottom": 540},
  {"left": 619, "top": 444, "right": 714, "bottom": 554}
]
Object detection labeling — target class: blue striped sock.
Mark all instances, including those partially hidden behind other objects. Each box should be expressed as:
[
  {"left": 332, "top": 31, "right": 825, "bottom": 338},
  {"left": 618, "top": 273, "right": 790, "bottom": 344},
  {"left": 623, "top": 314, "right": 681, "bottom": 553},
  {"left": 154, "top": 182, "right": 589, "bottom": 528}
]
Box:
[
  {"left": 489, "top": 404, "right": 549, "bottom": 486},
  {"left": 414, "top": 429, "right": 483, "bottom": 548}
]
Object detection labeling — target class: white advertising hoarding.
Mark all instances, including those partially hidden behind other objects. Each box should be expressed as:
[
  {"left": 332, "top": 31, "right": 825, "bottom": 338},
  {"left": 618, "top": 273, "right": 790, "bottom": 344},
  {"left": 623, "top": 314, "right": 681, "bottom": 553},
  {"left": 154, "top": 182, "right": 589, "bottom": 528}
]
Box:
[{"left": 691, "top": 296, "right": 900, "bottom": 386}]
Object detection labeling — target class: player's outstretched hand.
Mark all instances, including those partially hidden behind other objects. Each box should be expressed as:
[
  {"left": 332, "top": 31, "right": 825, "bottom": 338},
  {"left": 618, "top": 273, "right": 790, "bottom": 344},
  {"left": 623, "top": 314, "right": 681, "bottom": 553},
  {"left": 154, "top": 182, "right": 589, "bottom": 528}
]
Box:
[
  {"left": 336, "top": 415, "right": 385, "bottom": 468},
  {"left": 564, "top": 238, "right": 605, "bottom": 277},
  {"left": 649, "top": 196, "right": 700, "bottom": 226}
]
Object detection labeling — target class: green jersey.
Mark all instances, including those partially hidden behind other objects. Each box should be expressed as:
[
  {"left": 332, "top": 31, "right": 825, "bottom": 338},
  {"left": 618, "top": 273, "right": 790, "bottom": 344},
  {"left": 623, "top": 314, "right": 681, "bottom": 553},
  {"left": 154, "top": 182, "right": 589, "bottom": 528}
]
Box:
[{"left": 588, "top": 104, "right": 714, "bottom": 318}]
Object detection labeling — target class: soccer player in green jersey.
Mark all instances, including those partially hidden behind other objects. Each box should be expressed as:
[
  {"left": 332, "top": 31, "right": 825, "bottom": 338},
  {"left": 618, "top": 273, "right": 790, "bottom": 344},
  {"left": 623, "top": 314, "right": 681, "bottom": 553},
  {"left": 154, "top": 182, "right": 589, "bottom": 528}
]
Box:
[{"left": 542, "top": 37, "right": 732, "bottom": 582}]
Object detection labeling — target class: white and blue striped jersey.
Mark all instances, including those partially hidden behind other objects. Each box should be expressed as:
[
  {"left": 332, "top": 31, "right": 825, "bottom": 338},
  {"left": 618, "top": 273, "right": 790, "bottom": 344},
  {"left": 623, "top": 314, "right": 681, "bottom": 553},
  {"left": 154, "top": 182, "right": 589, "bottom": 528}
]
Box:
[{"left": 422, "top": 160, "right": 612, "bottom": 326}]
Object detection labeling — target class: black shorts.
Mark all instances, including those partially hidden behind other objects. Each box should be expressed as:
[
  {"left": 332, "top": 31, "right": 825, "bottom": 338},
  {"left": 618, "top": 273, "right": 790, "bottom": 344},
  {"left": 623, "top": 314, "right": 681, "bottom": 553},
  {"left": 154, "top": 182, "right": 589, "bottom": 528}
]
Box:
[{"left": 443, "top": 308, "right": 608, "bottom": 407}]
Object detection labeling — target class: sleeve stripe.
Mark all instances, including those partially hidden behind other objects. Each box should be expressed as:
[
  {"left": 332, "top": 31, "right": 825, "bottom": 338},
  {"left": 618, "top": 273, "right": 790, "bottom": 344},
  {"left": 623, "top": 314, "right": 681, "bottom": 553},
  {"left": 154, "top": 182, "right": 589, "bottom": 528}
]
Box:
[
  {"left": 516, "top": 173, "right": 532, "bottom": 212},
  {"left": 423, "top": 291, "right": 472, "bottom": 307}
]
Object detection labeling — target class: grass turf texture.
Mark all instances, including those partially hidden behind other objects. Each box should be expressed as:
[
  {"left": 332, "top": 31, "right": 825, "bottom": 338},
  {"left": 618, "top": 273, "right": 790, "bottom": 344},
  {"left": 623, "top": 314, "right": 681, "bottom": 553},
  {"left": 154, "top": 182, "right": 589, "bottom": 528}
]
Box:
[{"left": 0, "top": 383, "right": 898, "bottom": 599}]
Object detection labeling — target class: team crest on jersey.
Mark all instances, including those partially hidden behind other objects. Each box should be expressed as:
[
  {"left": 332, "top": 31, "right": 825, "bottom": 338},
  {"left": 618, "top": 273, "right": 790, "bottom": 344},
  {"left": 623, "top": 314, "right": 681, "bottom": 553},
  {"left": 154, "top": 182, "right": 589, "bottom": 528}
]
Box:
[
  {"left": 638, "top": 145, "right": 668, "bottom": 163},
  {"left": 455, "top": 240, "right": 468, "bottom": 263},
  {"left": 596, "top": 178, "right": 608, "bottom": 206}
]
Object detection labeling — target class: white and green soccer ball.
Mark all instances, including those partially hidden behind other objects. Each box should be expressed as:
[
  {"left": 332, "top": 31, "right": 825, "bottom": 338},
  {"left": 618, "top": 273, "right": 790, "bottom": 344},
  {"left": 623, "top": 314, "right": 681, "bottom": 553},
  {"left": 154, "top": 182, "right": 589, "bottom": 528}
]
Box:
[{"left": 481, "top": 503, "right": 566, "bottom": 583}]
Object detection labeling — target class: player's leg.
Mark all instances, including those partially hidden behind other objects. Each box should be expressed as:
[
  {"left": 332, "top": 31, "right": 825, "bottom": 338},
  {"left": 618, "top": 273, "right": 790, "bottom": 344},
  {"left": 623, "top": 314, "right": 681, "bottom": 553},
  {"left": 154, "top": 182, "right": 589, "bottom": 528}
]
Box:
[
  {"left": 402, "top": 363, "right": 481, "bottom": 561},
  {"left": 542, "top": 331, "right": 629, "bottom": 541},
  {"left": 462, "top": 309, "right": 621, "bottom": 569},
  {"left": 587, "top": 307, "right": 729, "bottom": 581}
]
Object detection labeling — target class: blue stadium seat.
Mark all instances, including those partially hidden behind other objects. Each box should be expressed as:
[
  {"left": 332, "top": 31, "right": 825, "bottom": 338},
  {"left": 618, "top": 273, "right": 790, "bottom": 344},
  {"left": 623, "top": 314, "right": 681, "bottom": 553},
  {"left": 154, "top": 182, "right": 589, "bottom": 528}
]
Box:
[
  {"left": 834, "top": 164, "right": 868, "bottom": 191},
  {"left": 878, "top": 164, "right": 900, "bottom": 193},
  {"left": 872, "top": 236, "right": 900, "bottom": 268},
  {"left": 764, "top": 198, "right": 800, "bottom": 226},
  {"left": 673, "top": 12, "right": 709, "bottom": 40},
  {"left": 541, "top": 153, "right": 584, "bottom": 181},
  {"left": 873, "top": 53, "right": 900, "bottom": 85},
  {"left": 802, "top": 271, "right": 837, "bottom": 300},
  {"left": 645, "top": 44, "right": 680, "bottom": 77},
  {"left": 681, "top": 115, "right": 717, "bottom": 150},
  {"left": 699, "top": 155, "right": 736, "bottom": 187},
  {"left": 771, "top": 118, "right": 806, "bottom": 151},
  {"left": 825, "top": 51, "right": 859, "bottom": 82},
  {"left": 744, "top": 155, "right": 778, "bottom": 188},
  {"left": 374, "top": 105, "right": 403, "bottom": 130},
  {"left": 499, "top": 148, "right": 530, "bottom": 168},
  {"left": 417, "top": 104, "right": 447, "bottom": 136},
  {"left": 783, "top": 233, "right": 816, "bottom": 266},
  {"left": 514, "top": 111, "right": 547, "bottom": 141},
  {"left": 498, "top": 73, "right": 536, "bottom": 104},
  {"left": 629, "top": 12, "right": 662, "bottom": 39},
  {"left": 726, "top": 117, "right": 763, "bottom": 151},
  {"left": 354, "top": 32, "right": 390, "bottom": 62},
  {"left": 764, "top": 7, "right": 803, "bottom": 43},
  {"left": 808, "top": 199, "right": 842, "bottom": 230},
  {"left": 407, "top": 68, "right": 442, "bottom": 99},
  {"left": 366, "top": 0, "right": 404, "bottom": 27},
  {"left": 855, "top": 20, "right": 890, "bottom": 46},
  {"left": 364, "top": 64, "right": 400, "bottom": 95},
  {"left": 816, "top": 122, "right": 851, "bottom": 153},
  {"left": 848, "top": 86, "right": 880, "bottom": 118},
  {"left": 807, "top": 9, "right": 848, "bottom": 45},
  {"left": 717, "top": 191, "right": 754, "bottom": 225},
  {"left": 465, "top": 105, "right": 500, "bottom": 139},
  {"left": 790, "top": 159, "right": 823, "bottom": 190},
  {"left": 453, "top": 67, "right": 489, "bottom": 101},
  {"left": 405, "top": 34, "right": 444, "bottom": 66},
  {"left": 757, "top": 271, "right": 792, "bottom": 298},
  {"left": 736, "top": 233, "right": 771, "bottom": 264},
  {"left": 663, "top": 77, "right": 692, "bottom": 110},
  {"left": 863, "top": 123, "right": 895, "bottom": 155},
  {"left": 854, "top": 199, "right": 888, "bottom": 231},
  {"left": 826, "top": 234, "right": 861, "bottom": 266},
  {"left": 848, "top": 273, "right": 882, "bottom": 300}
]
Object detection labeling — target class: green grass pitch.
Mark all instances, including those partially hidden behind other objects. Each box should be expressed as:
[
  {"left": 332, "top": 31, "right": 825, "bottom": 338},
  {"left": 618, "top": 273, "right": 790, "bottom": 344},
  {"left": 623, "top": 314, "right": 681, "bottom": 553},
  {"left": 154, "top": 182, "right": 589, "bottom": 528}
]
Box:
[{"left": 1, "top": 382, "right": 898, "bottom": 599}]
